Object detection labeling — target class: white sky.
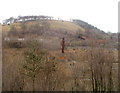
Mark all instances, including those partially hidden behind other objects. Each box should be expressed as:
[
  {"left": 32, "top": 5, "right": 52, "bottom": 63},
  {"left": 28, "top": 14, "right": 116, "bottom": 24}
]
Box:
[{"left": 0, "top": 0, "right": 119, "bottom": 33}]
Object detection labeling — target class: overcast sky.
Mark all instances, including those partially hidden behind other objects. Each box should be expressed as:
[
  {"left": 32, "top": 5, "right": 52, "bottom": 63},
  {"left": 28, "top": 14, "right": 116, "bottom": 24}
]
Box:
[{"left": 0, "top": 0, "right": 119, "bottom": 33}]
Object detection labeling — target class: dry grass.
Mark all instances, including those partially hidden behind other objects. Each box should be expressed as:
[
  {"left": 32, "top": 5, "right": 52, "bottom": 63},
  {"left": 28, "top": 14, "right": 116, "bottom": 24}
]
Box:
[
  {"left": 49, "top": 20, "right": 85, "bottom": 32},
  {"left": 2, "top": 20, "right": 85, "bottom": 36},
  {"left": 2, "top": 47, "right": 118, "bottom": 91}
]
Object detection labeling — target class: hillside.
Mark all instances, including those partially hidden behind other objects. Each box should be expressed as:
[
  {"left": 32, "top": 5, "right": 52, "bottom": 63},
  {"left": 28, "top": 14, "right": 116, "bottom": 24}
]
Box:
[
  {"left": 2, "top": 20, "right": 85, "bottom": 36},
  {"left": 2, "top": 16, "right": 118, "bottom": 91},
  {"left": 2, "top": 19, "right": 107, "bottom": 40},
  {"left": 2, "top": 16, "right": 118, "bottom": 49}
]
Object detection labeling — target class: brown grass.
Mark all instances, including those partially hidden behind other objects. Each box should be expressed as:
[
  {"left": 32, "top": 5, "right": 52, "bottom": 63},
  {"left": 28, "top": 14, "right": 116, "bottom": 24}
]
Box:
[{"left": 2, "top": 47, "right": 118, "bottom": 91}]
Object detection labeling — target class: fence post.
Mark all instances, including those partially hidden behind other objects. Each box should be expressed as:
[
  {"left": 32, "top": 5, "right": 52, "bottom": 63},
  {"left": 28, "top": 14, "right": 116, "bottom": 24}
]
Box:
[{"left": 61, "top": 38, "right": 65, "bottom": 53}]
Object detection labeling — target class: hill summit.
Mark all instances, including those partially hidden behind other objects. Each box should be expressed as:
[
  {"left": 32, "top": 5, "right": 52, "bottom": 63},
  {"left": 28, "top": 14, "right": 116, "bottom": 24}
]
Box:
[{"left": 2, "top": 15, "right": 118, "bottom": 49}]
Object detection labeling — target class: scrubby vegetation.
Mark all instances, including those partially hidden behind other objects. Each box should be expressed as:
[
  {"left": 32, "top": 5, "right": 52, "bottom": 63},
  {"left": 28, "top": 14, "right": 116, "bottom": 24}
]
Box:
[
  {"left": 2, "top": 16, "right": 118, "bottom": 92},
  {"left": 2, "top": 41, "right": 118, "bottom": 91}
]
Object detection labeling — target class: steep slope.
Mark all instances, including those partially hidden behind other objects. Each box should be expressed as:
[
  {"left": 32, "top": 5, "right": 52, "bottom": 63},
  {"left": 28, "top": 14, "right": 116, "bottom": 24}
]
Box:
[{"left": 72, "top": 19, "right": 99, "bottom": 30}]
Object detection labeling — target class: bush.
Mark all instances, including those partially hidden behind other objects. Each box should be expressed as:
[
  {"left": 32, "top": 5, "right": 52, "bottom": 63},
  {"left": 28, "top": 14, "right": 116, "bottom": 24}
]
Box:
[{"left": 3, "top": 40, "right": 26, "bottom": 48}]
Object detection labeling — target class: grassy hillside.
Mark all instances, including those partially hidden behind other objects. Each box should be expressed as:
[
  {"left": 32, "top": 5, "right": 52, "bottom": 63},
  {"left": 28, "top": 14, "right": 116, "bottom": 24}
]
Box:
[
  {"left": 2, "top": 20, "right": 85, "bottom": 35},
  {"left": 49, "top": 20, "right": 85, "bottom": 32},
  {"left": 2, "top": 18, "right": 118, "bottom": 49}
]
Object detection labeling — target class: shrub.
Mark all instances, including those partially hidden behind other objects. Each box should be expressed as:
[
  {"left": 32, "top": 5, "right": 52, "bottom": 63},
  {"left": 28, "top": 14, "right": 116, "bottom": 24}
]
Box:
[{"left": 3, "top": 41, "right": 25, "bottom": 48}]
